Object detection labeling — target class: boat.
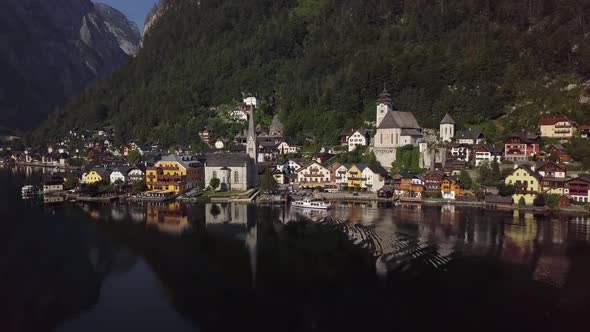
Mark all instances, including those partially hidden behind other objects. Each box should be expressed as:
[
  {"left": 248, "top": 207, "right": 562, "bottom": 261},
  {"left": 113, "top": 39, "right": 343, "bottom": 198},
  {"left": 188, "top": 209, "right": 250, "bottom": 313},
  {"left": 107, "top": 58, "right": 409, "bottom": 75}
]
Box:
[
  {"left": 21, "top": 185, "right": 35, "bottom": 196},
  {"left": 292, "top": 198, "right": 332, "bottom": 210}
]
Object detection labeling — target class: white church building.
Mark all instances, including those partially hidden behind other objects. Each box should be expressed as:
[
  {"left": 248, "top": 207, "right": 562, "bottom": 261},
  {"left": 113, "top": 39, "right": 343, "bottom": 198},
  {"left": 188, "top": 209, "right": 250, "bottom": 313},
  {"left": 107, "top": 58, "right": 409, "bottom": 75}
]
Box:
[{"left": 373, "top": 89, "right": 423, "bottom": 168}]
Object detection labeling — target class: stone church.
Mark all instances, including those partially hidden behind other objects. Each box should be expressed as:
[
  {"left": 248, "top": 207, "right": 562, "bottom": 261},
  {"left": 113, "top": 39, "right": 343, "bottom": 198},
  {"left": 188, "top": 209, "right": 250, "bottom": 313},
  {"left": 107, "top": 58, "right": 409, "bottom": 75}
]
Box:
[
  {"left": 373, "top": 89, "right": 423, "bottom": 168},
  {"left": 204, "top": 106, "right": 259, "bottom": 191}
]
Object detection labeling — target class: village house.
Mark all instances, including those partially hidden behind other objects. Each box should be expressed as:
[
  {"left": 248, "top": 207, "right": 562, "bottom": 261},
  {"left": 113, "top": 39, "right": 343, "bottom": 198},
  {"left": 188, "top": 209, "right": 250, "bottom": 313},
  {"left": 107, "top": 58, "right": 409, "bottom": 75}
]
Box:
[
  {"left": 424, "top": 170, "right": 445, "bottom": 192},
  {"left": 504, "top": 133, "right": 541, "bottom": 163},
  {"left": 411, "top": 175, "right": 426, "bottom": 197},
  {"left": 347, "top": 129, "right": 371, "bottom": 152},
  {"left": 448, "top": 143, "right": 472, "bottom": 162},
  {"left": 277, "top": 140, "right": 303, "bottom": 155},
  {"left": 199, "top": 127, "right": 213, "bottom": 144},
  {"left": 230, "top": 104, "right": 249, "bottom": 122},
  {"left": 42, "top": 175, "right": 64, "bottom": 193},
  {"left": 361, "top": 165, "right": 390, "bottom": 192},
  {"left": 537, "top": 160, "right": 567, "bottom": 195},
  {"left": 297, "top": 161, "right": 332, "bottom": 188},
  {"left": 86, "top": 167, "right": 110, "bottom": 184},
  {"left": 110, "top": 167, "right": 130, "bottom": 184},
  {"left": 335, "top": 163, "right": 351, "bottom": 189},
  {"left": 565, "top": 177, "right": 590, "bottom": 203},
  {"left": 474, "top": 145, "right": 502, "bottom": 167},
  {"left": 204, "top": 153, "right": 254, "bottom": 191},
  {"left": 455, "top": 129, "right": 485, "bottom": 145},
  {"left": 327, "top": 162, "right": 342, "bottom": 184},
  {"left": 441, "top": 177, "right": 463, "bottom": 200},
  {"left": 504, "top": 165, "right": 541, "bottom": 205},
  {"left": 272, "top": 168, "right": 286, "bottom": 185},
  {"left": 313, "top": 152, "right": 336, "bottom": 165},
  {"left": 538, "top": 117, "right": 577, "bottom": 139},
  {"left": 277, "top": 159, "right": 304, "bottom": 174},
  {"left": 127, "top": 165, "right": 146, "bottom": 183},
  {"left": 258, "top": 143, "right": 278, "bottom": 163},
  {"left": 147, "top": 155, "right": 204, "bottom": 193},
  {"left": 580, "top": 125, "right": 590, "bottom": 139},
  {"left": 373, "top": 88, "right": 423, "bottom": 167},
  {"left": 443, "top": 159, "right": 467, "bottom": 176},
  {"left": 346, "top": 164, "right": 367, "bottom": 189},
  {"left": 545, "top": 144, "right": 572, "bottom": 163}
]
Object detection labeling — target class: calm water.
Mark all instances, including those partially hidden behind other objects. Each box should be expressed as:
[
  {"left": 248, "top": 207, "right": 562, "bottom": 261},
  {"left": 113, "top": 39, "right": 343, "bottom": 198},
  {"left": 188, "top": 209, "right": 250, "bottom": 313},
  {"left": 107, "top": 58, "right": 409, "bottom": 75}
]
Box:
[{"left": 1, "top": 167, "right": 590, "bottom": 332}]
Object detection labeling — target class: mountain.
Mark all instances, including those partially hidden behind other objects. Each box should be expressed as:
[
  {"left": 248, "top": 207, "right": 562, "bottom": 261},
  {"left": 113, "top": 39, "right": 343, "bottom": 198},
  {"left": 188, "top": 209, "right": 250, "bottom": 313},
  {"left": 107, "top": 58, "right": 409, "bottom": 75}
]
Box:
[
  {"left": 38, "top": 0, "right": 590, "bottom": 147},
  {"left": 0, "top": 0, "right": 141, "bottom": 130}
]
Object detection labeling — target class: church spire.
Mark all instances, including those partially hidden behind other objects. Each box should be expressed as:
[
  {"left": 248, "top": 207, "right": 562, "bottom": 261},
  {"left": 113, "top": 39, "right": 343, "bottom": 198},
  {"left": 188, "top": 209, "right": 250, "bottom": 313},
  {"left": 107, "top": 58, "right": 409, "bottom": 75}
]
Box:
[{"left": 246, "top": 105, "right": 257, "bottom": 163}]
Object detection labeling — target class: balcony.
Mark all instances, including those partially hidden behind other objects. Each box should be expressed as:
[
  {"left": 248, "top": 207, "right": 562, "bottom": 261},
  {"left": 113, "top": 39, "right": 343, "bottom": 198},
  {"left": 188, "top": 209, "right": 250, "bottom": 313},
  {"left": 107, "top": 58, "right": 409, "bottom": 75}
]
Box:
[{"left": 555, "top": 124, "right": 572, "bottom": 128}]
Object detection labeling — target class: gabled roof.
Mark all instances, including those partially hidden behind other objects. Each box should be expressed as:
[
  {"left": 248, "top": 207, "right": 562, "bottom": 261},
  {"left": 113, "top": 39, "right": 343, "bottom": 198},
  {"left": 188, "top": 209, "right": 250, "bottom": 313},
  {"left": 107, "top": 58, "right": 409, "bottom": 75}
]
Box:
[
  {"left": 401, "top": 128, "right": 422, "bottom": 137},
  {"left": 365, "top": 164, "right": 389, "bottom": 176},
  {"left": 377, "top": 111, "right": 421, "bottom": 129},
  {"left": 440, "top": 113, "right": 455, "bottom": 125},
  {"left": 90, "top": 167, "right": 110, "bottom": 178},
  {"left": 511, "top": 165, "right": 543, "bottom": 181},
  {"left": 205, "top": 152, "right": 250, "bottom": 167},
  {"left": 538, "top": 117, "right": 570, "bottom": 126},
  {"left": 566, "top": 176, "right": 590, "bottom": 184},
  {"left": 535, "top": 161, "right": 565, "bottom": 171},
  {"left": 160, "top": 154, "right": 201, "bottom": 169},
  {"left": 456, "top": 130, "right": 484, "bottom": 140}
]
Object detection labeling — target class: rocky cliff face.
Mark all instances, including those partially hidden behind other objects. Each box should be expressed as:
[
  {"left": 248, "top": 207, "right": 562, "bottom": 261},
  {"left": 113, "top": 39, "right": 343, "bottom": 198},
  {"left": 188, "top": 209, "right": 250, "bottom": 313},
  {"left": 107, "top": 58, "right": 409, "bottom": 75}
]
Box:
[{"left": 0, "top": 0, "right": 141, "bottom": 130}]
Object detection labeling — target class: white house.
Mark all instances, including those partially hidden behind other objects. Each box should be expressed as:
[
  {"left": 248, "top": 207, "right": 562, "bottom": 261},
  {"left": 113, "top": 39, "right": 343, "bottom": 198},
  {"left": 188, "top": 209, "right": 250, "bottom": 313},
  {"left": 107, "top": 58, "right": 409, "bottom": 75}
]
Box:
[
  {"left": 335, "top": 164, "right": 350, "bottom": 188},
  {"left": 455, "top": 129, "right": 486, "bottom": 145},
  {"left": 230, "top": 107, "right": 249, "bottom": 122},
  {"left": 297, "top": 161, "right": 331, "bottom": 188},
  {"left": 127, "top": 167, "right": 145, "bottom": 183},
  {"left": 110, "top": 167, "right": 130, "bottom": 184},
  {"left": 448, "top": 144, "right": 472, "bottom": 162},
  {"left": 361, "top": 165, "right": 389, "bottom": 192},
  {"left": 277, "top": 141, "right": 302, "bottom": 155},
  {"left": 277, "top": 159, "right": 304, "bottom": 174},
  {"left": 243, "top": 96, "right": 258, "bottom": 108},
  {"left": 474, "top": 145, "right": 502, "bottom": 167},
  {"left": 348, "top": 130, "right": 370, "bottom": 152}
]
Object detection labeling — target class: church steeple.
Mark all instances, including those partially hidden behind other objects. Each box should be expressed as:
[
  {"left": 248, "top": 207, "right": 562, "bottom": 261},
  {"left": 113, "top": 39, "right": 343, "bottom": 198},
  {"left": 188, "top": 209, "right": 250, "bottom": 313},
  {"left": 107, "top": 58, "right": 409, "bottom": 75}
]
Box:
[
  {"left": 246, "top": 105, "right": 257, "bottom": 163},
  {"left": 376, "top": 86, "right": 393, "bottom": 127}
]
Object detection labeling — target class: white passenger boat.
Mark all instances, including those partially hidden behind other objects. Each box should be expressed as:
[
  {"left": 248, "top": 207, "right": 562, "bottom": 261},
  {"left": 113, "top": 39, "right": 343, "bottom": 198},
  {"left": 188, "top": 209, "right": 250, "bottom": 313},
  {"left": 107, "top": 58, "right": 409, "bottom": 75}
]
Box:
[
  {"left": 21, "top": 185, "right": 35, "bottom": 196},
  {"left": 292, "top": 199, "right": 332, "bottom": 210}
]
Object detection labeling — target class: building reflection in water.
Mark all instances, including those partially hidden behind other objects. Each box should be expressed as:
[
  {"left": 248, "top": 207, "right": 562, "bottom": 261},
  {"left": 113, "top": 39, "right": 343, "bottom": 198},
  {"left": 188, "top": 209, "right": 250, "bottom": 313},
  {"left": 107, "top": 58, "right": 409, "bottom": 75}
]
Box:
[{"left": 146, "top": 202, "right": 190, "bottom": 235}]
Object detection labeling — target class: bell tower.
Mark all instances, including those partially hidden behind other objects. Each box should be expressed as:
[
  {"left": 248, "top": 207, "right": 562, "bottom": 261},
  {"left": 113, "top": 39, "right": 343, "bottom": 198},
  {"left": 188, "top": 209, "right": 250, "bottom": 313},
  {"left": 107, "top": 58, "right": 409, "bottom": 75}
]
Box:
[
  {"left": 439, "top": 113, "right": 455, "bottom": 142},
  {"left": 376, "top": 87, "right": 393, "bottom": 127}
]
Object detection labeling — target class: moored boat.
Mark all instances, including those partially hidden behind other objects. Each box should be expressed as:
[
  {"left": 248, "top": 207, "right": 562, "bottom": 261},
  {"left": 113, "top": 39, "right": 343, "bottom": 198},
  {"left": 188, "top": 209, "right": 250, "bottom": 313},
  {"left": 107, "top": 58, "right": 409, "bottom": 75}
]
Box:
[
  {"left": 292, "top": 198, "right": 332, "bottom": 210},
  {"left": 21, "top": 185, "right": 35, "bottom": 196}
]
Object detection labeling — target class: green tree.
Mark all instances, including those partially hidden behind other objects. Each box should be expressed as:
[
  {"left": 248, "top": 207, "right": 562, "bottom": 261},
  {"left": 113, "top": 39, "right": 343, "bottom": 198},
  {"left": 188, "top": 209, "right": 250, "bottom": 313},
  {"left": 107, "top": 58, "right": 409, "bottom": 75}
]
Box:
[
  {"left": 518, "top": 197, "right": 526, "bottom": 207},
  {"left": 133, "top": 181, "right": 148, "bottom": 193},
  {"left": 209, "top": 177, "right": 220, "bottom": 191},
  {"left": 458, "top": 171, "right": 473, "bottom": 190},
  {"left": 260, "top": 170, "right": 279, "bottom": 193},
  {"left": 127, "top": 149, "right": 142, "bottom": 166},
  {"left": 63, "top": 176, "right": 79, "bottom": 190},
  {"left": 498, "top": 183, "right": 515, "bottom": 197}
]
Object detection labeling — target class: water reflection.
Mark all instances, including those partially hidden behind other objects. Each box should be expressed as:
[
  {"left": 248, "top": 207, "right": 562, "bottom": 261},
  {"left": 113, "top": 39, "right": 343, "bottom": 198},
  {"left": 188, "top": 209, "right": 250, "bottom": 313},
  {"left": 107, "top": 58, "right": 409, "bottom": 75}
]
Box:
[{"left": 4, "top": 165, "right": 590, "bottom": 331}]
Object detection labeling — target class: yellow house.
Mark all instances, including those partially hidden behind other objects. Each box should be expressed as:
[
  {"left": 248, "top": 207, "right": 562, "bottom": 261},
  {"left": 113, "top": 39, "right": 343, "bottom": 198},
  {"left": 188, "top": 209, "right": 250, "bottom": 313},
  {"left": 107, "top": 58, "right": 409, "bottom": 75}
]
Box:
[
  {"left": 146, "top": 155, "right": 203, "bottom": 194},
  {"left": 86, "top": 168, "right": 109, "bottom": 184},
  {"left": 347, "top": 164, "right": 367, "bottom": 188},
  {"left": 505, "top": 165, "right": 541, "bottom": 205}
]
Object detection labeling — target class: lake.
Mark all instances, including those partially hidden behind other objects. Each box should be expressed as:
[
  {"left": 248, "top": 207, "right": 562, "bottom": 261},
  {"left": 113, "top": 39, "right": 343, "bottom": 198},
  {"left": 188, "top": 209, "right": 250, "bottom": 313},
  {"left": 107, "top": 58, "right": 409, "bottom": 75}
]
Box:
[{"left": 1, "top": 166, "right": 590, "bottom": 332}]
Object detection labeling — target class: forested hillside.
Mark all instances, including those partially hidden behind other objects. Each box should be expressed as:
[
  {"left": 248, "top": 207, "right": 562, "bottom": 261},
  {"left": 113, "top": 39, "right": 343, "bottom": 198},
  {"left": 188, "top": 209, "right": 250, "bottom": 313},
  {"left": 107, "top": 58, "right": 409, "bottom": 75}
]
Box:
[{"left": 38, "top": 0, "right": 590, "bottom": 147}]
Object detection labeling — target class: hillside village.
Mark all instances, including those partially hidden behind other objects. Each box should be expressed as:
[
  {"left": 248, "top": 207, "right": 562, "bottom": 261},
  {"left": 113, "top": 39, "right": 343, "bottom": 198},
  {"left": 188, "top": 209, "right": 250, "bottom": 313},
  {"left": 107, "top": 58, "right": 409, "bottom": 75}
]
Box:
[{"left": 3, "top": 89, "right": 590, "bottom": 209}]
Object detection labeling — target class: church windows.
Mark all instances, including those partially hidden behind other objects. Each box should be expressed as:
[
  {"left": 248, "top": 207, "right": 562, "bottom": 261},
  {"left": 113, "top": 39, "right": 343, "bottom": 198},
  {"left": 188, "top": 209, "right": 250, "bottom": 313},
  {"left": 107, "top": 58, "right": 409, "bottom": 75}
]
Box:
[
  {"left": 213, "top": 171, "right": 217, "bottom": 178},
  {"left": 235, "top": 171, "right": 239, "bottom": 183}
]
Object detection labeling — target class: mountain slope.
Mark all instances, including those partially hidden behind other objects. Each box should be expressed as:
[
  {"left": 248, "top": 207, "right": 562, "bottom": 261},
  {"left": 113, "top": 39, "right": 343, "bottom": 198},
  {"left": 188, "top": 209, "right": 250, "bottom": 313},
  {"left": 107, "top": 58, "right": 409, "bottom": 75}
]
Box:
[
  {"left": 39, "top": 0, "right": 590, "bottom": 146},
  {"left": 0, "top": 0, "right": 140, "bottom": 130}
]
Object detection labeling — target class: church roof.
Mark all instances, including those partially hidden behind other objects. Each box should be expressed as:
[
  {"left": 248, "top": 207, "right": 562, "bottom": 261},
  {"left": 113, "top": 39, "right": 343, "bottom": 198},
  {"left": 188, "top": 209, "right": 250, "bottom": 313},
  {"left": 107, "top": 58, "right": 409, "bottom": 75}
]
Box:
[
  {"left": 440, "top": 113, "right": 455, "bottom": 124},
  {"left": 204, "top": 152, "right": 250, "bottom": 167},
  {"left": 378, "top": 111, "right": 421, "bottom": 129}
]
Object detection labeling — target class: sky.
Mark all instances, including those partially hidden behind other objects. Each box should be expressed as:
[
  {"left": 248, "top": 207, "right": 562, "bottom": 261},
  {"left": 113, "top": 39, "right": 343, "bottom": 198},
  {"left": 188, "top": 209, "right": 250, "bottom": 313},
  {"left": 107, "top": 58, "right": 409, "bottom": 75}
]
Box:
[{"left": 93, "top": 0, "right": 159, "bottom": 32}]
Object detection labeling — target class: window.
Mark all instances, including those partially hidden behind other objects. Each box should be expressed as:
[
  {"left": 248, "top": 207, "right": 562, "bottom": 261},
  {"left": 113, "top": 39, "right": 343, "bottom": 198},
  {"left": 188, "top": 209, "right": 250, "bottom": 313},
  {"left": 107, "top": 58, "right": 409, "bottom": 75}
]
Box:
[
  {"left": 213, "top": 171, "right": 217, "bottom": 179},
  {"left": 235, "top": 171, "right": 239, "bottom": 183}
]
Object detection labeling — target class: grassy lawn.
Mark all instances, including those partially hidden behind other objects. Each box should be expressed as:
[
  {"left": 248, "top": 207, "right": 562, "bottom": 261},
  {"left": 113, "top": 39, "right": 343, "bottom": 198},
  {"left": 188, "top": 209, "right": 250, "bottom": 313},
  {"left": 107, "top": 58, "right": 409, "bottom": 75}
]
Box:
[{"left": 203, "top": 190, "right": 250, "bottom": 198}]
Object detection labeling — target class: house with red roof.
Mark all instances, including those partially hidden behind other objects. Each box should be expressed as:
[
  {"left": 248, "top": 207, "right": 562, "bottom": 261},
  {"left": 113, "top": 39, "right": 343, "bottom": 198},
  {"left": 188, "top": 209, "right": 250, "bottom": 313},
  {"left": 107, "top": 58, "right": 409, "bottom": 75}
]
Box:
[
  {"left": 538, "top": 117, "right": 577, "bottom": 139},
  {"left": 504, "top": 133, "right": 540, "bottom": 163}
]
